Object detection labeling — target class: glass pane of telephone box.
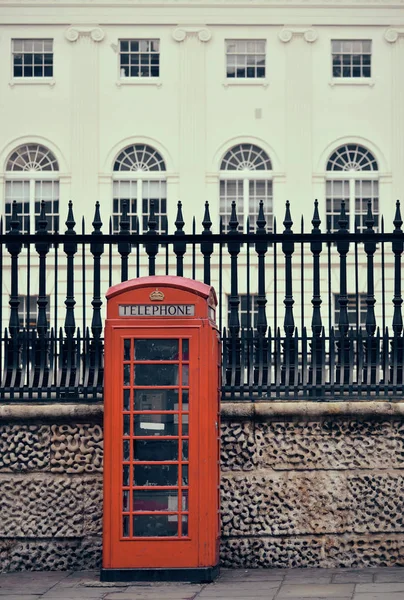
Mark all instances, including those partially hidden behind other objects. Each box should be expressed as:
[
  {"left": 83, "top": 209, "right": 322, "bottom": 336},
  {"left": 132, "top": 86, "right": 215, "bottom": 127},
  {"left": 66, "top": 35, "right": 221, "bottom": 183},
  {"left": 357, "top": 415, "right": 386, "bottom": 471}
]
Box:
[
  {"left": 134, "top": 413, "right": 179, "bottom": 436},
  {"left": 134, "top": 339, "right": 179, "bottom": 361},
  {"left": 134, "top": 365, "right": 178, "bottom": 386},
  {"left": 133, "top": 490, "right": 178, "bottom": 512},
  {"left": 133, "top": 439, "right": 178, "bottom": 461},
  {"left": 134, "top": 389, "right": 179, "bottom": 411},
  {"left": 134, "top": 464, "right": 178, "bottom": 486},
  {"left": 133, "top": 514, "right": 179, "bottom": 537}
]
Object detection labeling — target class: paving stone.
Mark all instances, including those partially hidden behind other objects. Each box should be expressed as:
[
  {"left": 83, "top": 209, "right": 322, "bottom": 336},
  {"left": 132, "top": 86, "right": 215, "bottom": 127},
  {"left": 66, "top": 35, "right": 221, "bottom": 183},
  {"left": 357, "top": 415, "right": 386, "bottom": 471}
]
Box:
[
  {"left": 374, "top": 571, "right": 404, "bottom": 583},
  {"left": 282, "top": 576, "right": 333, "bottom": 584},
  {"left": 332, "top": 572, "right": 374, "bottom": 583},
  {"left": 277, "top": 583, "right": 355, "bottom": 598},
  {"left": 0, "top": 596, "right": 43, "bottom": 600},
  {"left": 355, "top": 583, "right": 404, "bottom": 593},
  {"left": 354, "top": 594, "right": 404, "bottom": 600},
  {"left": 42, "top": 588, "right": 121, "bottom": 598}
]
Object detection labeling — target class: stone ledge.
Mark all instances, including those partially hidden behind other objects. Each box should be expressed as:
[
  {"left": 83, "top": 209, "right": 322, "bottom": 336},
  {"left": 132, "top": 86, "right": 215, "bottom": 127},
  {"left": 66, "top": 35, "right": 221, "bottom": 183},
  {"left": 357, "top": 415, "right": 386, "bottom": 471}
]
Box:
[
  {"left": 2, "top": 401, "right": 404, "bottom": 422},
  {"left": 221, "top": 401, "right": 404, "bottom": 420},
  {"left": 0, "top": 404, "right": 103, "bottom": 422}
]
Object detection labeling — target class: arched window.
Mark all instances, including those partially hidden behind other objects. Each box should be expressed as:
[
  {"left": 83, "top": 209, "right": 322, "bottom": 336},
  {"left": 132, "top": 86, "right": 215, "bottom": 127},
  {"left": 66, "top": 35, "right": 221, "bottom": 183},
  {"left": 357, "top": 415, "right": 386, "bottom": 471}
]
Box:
[
  {"left": 5, "top": 143, "right": 59, "bottom": 233},
  {"left": 219, "top": 143, "right": 273, "bottom": 231},
  {"left": 326, "top": 143, "right": 379, "bottom": 232},
  {"left": 112, "top": 144, "right": 167, "bottom": 233}
]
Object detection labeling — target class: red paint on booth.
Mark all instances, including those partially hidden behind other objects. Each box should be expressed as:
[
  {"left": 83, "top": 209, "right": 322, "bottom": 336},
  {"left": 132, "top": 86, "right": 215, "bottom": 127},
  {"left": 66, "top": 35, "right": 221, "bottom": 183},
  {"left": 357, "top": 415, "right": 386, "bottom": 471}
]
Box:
[{"left": 102, "top": 276, "right": 220, "bottom": 582}]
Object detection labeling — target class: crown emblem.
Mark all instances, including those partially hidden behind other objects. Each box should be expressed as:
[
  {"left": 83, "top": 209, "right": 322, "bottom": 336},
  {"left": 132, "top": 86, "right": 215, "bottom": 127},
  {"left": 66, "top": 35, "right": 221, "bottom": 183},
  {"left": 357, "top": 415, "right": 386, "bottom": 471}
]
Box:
[{"left": 149, "top": 289, "right": 165, "bottom": 301}]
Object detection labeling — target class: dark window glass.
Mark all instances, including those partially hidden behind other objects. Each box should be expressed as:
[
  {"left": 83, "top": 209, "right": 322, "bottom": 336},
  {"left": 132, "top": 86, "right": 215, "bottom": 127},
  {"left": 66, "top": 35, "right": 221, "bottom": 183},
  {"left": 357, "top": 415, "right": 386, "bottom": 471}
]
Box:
[
  {"left": 134, "top": 365, "right": 178, "bottom": 386},
  {"left": 134, "top": 389, "right": 179, "bottom": 411},
  {"left": 133, "top": 464, "right": 178, "bottom": 486},
  {"left": 133, "top": 514, "right": 178, "bottom": 537},
  {"left": 133, "top": 439, "right": 178, "bottom": 462},
  {"left": 134, "top": 339, "right": 179, "bottom": 361}
]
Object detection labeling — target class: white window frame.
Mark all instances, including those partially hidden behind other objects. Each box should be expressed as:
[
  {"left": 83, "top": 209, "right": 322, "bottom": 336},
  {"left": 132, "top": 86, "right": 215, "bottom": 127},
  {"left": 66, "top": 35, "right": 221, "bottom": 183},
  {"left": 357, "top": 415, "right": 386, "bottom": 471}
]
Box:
[
  {"left": 5, "top": 171, "right": 60, "bottom": 234},
  {"left": 17, "top": 294, "right": 51, "bottom": 329},
  {"left": 118, "top": 38, "right": 160, "bottom": 80},
  {"left": 325, "top": 145, "right": 379, "bottom": 233},
  {"left": 10, "top": 38, "right": 54, "bottom": 86},
  {"left": 227, "top": 294, "right": 260, "bottom": 329},
  {"left": 329, "top": 38, "right": 373, "bottom": 88},
  {"left": 325, "top": 171, "right": 379, "bottom": 233},
  {"left": 112, "top": 172, "right": 168, "bottom": 235},
  {"left": 334, "top": 293, "right": 367, "bottom": 329},
  {"left": 219, "top": 144, "right": 273, "bottom": 232},
  {"left": 223, "top": 38, "right": 268, "bottom": 87}
]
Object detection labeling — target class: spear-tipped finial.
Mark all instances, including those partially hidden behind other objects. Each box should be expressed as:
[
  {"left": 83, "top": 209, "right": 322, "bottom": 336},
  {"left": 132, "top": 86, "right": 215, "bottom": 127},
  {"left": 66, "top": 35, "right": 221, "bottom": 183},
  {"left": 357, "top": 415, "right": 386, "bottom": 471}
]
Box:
[
  {"left": 256, "top": 200, "right": 266, "bottom": 231},
  {"left": 202, "top": 201, "right": 212, "bottom": 232},
  {"left": 283, "top": 200, "right": 293, "bottom": 232},
  {"left": 228, "top": 200, "right": 239, "bottom": 232},
  {"left": 92, "top": 201, "right": 103, "bottom": 233},
  {"left": 394, "top": 200, "right": 403, "bottom": 231},
  {"left": 147, "top": 200, "right": 157, "bottom": 232},
  {"left": 65, "top": 200, "right": 76, "bottom": 233},
  {"left": 311, "top": 199, "right": 321, "bottom": 232},
  {"left": 337, "top": 200, "right": 348, "bottom": 231},
  {"left": 36, "top": 200, "right": 49, "bottom": 234},
  {"left": 365, "top": 199, "right": 374, "bottom": 231},
  {"left": 9, "top": 200, "right": 21, "bottom": 234},
  {"left": 175, "top": 201, "right": 185, "bottom": 232}
]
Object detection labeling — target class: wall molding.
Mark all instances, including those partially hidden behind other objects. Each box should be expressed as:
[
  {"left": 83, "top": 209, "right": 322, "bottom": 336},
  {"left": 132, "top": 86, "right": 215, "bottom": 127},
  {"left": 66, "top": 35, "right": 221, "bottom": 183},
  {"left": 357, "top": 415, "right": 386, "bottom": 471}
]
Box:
[
  {"left": 172, "top": 26, "right": 212, "bottom": 43},
  {"left": 65, "top": 26, "right": 105, "bottom": 43},
  {"left": 384, "top": 27, "right": 404, "bottom": 42},
  {"left": 278, "top": 27, "right": 318, "bottom": 43}
]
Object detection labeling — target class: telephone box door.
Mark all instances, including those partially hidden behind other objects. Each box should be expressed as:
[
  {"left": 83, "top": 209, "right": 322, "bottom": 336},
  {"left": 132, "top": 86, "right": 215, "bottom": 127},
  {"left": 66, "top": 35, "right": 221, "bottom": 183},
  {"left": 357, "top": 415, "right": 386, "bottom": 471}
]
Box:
[{"left": 106, "top": 328, "right": 201, "bottom": 568}]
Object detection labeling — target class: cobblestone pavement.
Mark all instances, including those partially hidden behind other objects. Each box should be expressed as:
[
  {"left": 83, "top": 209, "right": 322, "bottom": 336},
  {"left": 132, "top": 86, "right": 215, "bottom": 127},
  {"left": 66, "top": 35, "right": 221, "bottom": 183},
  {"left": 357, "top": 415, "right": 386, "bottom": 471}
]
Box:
[{"left": 1, "top": 568, "right": 404, "bottom": 600}]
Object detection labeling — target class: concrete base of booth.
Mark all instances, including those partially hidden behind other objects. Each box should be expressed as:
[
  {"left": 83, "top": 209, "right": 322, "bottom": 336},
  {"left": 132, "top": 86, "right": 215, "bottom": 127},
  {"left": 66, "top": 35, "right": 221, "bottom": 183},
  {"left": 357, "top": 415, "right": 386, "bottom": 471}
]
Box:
[{"left": 100, "top": 566, "right": 220, "bottom": 583}]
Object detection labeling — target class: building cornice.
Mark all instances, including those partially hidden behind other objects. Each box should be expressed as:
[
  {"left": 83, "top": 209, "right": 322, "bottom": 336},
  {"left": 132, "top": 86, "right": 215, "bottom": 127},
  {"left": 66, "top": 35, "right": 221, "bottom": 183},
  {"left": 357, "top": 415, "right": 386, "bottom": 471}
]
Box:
[{"left": 1, "top": 0, "right": 404, "bottom": 5}]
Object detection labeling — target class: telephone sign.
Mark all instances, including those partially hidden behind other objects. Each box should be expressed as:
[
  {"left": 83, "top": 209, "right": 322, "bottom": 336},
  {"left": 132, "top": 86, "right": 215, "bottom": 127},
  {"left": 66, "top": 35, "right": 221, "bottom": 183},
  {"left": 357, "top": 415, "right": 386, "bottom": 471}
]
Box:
[{"left": 101, "top": 276, "right": 220, "bottom": 583}]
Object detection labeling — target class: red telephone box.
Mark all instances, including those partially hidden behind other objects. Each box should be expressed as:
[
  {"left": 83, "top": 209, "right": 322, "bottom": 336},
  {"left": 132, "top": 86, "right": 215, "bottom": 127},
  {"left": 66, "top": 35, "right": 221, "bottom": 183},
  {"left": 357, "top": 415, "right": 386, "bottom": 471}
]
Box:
[{"left": 101, "top": 276, "right": 220, "bottom": 583}]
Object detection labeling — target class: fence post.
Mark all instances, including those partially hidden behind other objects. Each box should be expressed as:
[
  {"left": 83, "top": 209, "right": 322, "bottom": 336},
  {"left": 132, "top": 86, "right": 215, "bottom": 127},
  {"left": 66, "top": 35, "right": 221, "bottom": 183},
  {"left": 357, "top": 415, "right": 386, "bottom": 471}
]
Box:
[
  {"left": 226, "top": 201, "right": 241, "bottom": 388},
  {"left": 174, "top": 201, "right": 186, "bottom": 277}
]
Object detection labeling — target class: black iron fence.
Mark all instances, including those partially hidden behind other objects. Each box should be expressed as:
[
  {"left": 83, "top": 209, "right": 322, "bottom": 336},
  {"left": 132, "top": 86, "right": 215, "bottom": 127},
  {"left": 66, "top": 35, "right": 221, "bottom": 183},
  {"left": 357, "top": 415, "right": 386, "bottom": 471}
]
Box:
[{"left": 1, "top": 198, "right": 404, "bottom": 401}]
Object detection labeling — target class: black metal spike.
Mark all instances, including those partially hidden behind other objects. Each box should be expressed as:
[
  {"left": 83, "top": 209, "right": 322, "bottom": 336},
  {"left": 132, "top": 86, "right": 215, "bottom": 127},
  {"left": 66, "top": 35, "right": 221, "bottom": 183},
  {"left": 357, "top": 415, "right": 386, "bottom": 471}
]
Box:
[
  {"left": 311, "top": 199, "right": 321, "bottom": 231},
  {"left": 147, "top": 200, "right": 157, "bottom": 233},
  {"left": 65, "top": 200, "right": 76, "bottom": 233},
  {"left": 202, "top": 201, "right": 212, "bottom": 232},
  {"left": 36, "top": 200, "right": 49, "bottom": 234},
  {"left": 337, "top": 200, "right": 348, "bottom": 231},
  {"left": 175, "top": 201, "right": 185, "bottom": 233},
  {"left": 394, "top": 200, "right": 402, "bottom": 230},
  {"left": 92, "top": 201, "right": 103, "bottom": 233},
  {"left": 228, "top": 201, "right": 239, "bottom": 232},
  {"left": 365, "top": 200, "right": 374, "bottom": 231},
  {"left": 9, "top": 201, "right": 21, "bottom": 235},
  {"left": 283, "top": 200, "right": 293, "bottom": 232},
  {"left": 256, "top": 200, "right": 266, "bottom": 231}
]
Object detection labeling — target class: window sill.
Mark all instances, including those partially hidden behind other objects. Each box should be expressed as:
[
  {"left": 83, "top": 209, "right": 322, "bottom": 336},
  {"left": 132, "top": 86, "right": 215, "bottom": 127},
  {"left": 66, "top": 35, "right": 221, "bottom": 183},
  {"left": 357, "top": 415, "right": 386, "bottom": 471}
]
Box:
[
  {"left": 329, "top": 78, "right": 374, "bottom": 88},
  {"left": 9, "top": 78, "right": 55, "bottom": 87},
  {"left": 116, "top": 78, "right": 161, "bottom": 88},
  {"left": 223, "top": 79, "right": 269, "bottom": 88}
]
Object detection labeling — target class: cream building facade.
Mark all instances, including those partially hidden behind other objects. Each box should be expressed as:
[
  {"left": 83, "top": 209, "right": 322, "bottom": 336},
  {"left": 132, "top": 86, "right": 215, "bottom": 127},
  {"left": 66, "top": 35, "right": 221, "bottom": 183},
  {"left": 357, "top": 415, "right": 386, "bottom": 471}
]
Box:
[{"left": 0, "top": 0, "right": 404, "bottom": 331}]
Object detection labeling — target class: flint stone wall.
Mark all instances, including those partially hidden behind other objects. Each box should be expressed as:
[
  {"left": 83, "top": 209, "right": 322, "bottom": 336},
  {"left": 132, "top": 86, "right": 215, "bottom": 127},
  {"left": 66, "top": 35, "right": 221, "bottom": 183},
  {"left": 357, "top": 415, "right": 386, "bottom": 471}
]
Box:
[{"left": 1, "top": 402, "right": 404, "bottom": 571}]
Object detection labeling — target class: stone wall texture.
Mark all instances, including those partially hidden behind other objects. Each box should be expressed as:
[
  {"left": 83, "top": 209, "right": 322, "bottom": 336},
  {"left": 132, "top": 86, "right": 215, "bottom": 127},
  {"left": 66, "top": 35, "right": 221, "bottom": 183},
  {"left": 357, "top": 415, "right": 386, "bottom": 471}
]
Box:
[
  {"left": 221, "top": 418, "right": 404, "bottom": 568},
  {"left": 1, "top": 412, "right": 404, "bottom": 571}
]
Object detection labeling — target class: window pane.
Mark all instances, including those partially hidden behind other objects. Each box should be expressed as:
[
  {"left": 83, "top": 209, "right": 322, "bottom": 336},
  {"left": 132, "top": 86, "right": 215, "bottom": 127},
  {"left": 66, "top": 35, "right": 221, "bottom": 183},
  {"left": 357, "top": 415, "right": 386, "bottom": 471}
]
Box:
[
  {"left": 134, "top": 464, "right": 178, "bottom": 486},
  {"left": 134, "top": 339, "right": 179, "bottom": 361},
  {"left": 133, "top": 440, "right": 178, "bottom": 461},
  {"left": 133, "top": 490, "right": 178, "bottom": 512},
  {"left": 134, "top": 389, "right": 179, "bottom": 411},
  {"left": 133, "top": 515, "right": 178, "bottom": 537},
  {"left": 134, "top": 413, "right": 179, "bottom": 436}
]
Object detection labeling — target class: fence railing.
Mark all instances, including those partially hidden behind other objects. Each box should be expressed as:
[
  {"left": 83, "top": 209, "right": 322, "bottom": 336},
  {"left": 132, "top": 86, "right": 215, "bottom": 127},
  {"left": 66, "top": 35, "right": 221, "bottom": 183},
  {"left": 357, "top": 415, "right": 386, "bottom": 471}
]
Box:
[{"left": 1, "top": 198, "right": 404, "bottom": 401}]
